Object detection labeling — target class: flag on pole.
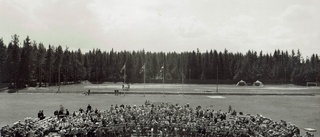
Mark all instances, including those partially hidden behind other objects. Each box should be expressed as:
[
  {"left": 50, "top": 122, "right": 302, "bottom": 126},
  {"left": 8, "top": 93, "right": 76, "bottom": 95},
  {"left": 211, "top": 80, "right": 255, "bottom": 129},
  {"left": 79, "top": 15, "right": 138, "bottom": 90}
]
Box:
[
  {"left": 160, "top": 65, "right": 164, "bottom": 73},
  {"left": 120, "top": 63, "right": 126, "bottom": 73},
  {"left": 139, "top": 63, "right": 145, "bottom": 74}
]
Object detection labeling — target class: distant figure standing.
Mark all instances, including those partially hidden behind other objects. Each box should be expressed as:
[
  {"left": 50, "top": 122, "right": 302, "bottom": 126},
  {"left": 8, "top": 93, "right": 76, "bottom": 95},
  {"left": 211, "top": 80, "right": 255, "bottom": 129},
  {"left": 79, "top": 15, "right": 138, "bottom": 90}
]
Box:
[
  {"left": 88, "top": 90, "right": 91, "bottom": 95},
  {"left": 228, "top": 105, "right": 232, "bottom": 113}
]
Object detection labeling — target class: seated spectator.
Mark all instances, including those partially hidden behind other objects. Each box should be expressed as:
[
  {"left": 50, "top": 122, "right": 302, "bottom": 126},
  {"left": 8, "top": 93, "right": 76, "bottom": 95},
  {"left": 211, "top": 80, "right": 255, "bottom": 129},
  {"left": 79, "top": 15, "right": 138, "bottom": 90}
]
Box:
[
  {"left": 38, "top": 110, "right": 42, "bottom": 119},
  {"left": 87, "top": 104, "right": 92, "bottom": 113},
  {"left": 65, "top": 109, "right": 69, "bottom": 116},
  {"left": 54, "top": 110, "right": 59, "bottom": 117},
  {"left": 1, "top": 100, "right": 307, "bottom": 137},
  {"left": 79, "top": 108, "right": 83, "bottom": 113},
  {"left": 231, "top": 110, "right": 237, "bottom": 116}
]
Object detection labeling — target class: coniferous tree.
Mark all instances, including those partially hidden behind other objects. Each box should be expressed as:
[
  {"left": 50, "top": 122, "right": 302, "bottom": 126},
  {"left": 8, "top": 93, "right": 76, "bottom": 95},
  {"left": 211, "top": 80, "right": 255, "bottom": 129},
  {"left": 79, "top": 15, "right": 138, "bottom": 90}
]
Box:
[
  {"left": 45, "top": 45, "right": 54, "bottom": 86},
  {"left": 74, "top": 49, "right": 85, "bottom": 83},
  {"left": 36, "top": 43, "right": 46, "bottom": 86},
  {"left": 62, "top": 47, "right": 71, "bottom": 84},
  {"left": 0, "top": 38, "right": 7, "bottom": 83},
  {"left": 6, "top": 35, "right": 21, "bottom": 88},
  {"left": 1, "top": 35, "right": 320, "bottom": 86},
  {"left": 18, "top": 36, "right": 34, "bottom": 86},
  {"left": 150, "top": 53, "right": 159, "bottom": 79},
  {"left": 54, "top": 45, "right": 63, "bottom": 85}
]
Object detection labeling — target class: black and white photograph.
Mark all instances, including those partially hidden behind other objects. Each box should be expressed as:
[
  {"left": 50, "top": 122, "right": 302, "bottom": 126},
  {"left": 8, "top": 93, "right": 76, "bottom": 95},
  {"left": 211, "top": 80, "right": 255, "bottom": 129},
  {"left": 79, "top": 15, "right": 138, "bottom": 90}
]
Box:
[{"left": 0, "top": 0, "right": 319, "bottom": 136}]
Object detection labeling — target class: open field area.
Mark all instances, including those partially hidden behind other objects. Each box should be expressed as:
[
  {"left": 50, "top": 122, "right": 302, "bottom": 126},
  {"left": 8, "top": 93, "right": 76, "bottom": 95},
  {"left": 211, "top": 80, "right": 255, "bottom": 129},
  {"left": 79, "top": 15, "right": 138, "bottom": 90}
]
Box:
[
  {"left": 1, "top": 83, "right": 319, "bottom": 136},
  {"left": 1, "top": 94, "right": 320, "bottom": 136},
  {"left": 9, "top": 82, "right": 320, "bottom": 95}
]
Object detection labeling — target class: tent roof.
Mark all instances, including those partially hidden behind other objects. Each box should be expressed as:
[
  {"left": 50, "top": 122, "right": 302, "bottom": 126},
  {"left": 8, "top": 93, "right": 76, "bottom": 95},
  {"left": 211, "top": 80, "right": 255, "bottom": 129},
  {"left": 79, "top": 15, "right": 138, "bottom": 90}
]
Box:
[{"left": 254, "top": 80, "right": 263, "bottom": 83}]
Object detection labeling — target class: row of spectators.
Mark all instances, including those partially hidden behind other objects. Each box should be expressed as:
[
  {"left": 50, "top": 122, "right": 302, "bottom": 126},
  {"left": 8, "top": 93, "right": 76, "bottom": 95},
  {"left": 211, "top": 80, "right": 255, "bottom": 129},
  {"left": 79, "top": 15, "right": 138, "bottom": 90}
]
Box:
[{"left": 1, "top": 100, "right": 314, "bottom": 137}]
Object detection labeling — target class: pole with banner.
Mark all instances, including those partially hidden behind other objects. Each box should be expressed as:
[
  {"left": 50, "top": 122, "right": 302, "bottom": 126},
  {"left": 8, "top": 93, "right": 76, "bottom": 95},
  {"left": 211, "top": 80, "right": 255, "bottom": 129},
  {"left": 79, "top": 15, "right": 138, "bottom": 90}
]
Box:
[
  {"left": 182, "top": 70, "right": 184, "bottom": 96},
  {"left": 216, "top": 66, "right": 219, "bottom": 93},
  {"left": 160, "top": 65, "right": 164, "bottom": 96},
  {"left": 140, "top": 63, "right": 146, "bottom": 97},
  {"left": 120, "top": 62, "right": 126, "bottom": 96}
]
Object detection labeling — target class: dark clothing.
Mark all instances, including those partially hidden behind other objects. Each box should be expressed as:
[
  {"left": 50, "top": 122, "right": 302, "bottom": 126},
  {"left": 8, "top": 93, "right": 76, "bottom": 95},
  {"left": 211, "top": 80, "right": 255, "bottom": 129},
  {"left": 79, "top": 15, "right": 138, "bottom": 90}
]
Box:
[
  {"left": 87, "top": 105, "right": 92, "bottom": 113},
  {"left": 54, "top": 110, "right": 59, "bottom": 116},
  {"left": 65, "top": 110, "right": 69, "bottom": 116},
  {"left": 58, "top": 110, "right": 64, "bottom": 115},
  {"left": 38, "top": 112, "right": 41, "bottom": 119},
  {"left": 79, "top": 108, "right": 84, "bottom": 113},
  {"left": 38, "top": 111, "right": 45, "bottom": 120}
]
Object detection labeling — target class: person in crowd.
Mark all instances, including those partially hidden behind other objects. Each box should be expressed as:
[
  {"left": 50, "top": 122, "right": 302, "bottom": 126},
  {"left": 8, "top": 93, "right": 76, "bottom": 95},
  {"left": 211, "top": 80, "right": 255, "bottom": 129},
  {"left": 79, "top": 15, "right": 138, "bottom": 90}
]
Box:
[
  {"left": 72, "top": 111, "right": 76, "bottom": 117},
  {"left": 37, "top": 110, "right": 45, "bottom": 120},
  {"left": 87, "top": 104, "right": 92, "bottom": 114},
  {"left": 1, "top": 101, "right": 307, "bottom": 137},
  {"left": 303, "top": 132, "right": 314, "bottom": 137},
  {"left": 54, "top": 110, "right": 59, "bottom": 118},
  {"left": 38, "top": 110, "right": 42, "bottom": 119},
  {"left": 231, "top": 109, "right": 237, "bottom": 116},
  {"left": 65, "top": 109, "right": 69, "bottom": 116},
  {"left": 79, "top": 108, "right": 84, "bottom": 113}
]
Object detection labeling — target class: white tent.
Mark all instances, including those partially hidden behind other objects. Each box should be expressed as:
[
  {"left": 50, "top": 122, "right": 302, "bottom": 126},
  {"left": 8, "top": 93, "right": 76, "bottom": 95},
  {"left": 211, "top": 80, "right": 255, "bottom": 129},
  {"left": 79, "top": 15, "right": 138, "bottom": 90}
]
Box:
[
  {"left": 253, "top": 80, "right": 264, "bottom": 87},
  {"left": 236, "top": 80, "right": 247, "bottom": 86}
]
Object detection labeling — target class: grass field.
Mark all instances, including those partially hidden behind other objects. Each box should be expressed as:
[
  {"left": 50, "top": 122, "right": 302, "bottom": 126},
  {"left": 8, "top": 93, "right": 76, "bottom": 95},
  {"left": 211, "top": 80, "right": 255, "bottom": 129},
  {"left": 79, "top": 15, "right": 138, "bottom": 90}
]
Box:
[
  {"left": 1, "top": 83, "right": 319, "bottom": 136},
  {"left": 13, "top": 82, "right": 320, "bottom": 95}
]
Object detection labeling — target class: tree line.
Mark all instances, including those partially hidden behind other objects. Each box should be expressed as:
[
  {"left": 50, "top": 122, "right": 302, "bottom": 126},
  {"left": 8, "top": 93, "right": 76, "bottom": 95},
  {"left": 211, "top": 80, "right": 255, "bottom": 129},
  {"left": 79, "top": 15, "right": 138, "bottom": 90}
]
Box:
[{"left": 0, "top": 35, "right": 319, "bottom": 88}]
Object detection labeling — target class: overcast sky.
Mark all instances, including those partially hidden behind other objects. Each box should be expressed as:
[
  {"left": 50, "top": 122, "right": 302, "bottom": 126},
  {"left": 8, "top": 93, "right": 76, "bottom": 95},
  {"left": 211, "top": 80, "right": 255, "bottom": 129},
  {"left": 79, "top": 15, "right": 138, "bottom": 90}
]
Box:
[{"left": 0, "top": 0, "right": 319, "bottom": 58}]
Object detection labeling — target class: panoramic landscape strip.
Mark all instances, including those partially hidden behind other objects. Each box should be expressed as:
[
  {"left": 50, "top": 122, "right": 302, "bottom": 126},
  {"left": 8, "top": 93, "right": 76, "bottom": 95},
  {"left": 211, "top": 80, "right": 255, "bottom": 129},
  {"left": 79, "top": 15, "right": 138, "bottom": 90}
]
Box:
[
  {"left": 0, "top": 35, "right": 319, "bottom": 91},
  {"left": 1, "top": 0, "right": 320, "bottom": 136}
]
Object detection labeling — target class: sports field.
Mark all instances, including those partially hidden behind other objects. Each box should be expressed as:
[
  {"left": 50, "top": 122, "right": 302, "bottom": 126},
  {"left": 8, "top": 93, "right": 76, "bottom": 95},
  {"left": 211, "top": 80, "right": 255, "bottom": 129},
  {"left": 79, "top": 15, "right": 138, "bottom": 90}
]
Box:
[
  {"left": 14, "top": 82, "right": 320, "bottom": 95},
  {"left": 1, "top": 83, "right": 319, "bottom": 136}
]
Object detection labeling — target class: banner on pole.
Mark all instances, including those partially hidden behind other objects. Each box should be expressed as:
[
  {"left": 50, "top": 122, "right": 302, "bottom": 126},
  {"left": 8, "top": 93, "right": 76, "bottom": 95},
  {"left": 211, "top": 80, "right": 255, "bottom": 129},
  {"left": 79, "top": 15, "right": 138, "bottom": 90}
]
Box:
[{"left": 120, "top": 64, "right": 126, "bottom": 73}]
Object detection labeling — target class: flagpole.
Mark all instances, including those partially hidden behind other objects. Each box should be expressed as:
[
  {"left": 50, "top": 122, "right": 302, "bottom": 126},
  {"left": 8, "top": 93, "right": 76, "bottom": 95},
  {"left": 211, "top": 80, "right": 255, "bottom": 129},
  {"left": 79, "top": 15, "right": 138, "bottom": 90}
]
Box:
[
  {"left": 57, "top": 65, "right": 61, "bottom": 94},
  {"left": 144, "top": 64, "right": 146, "bottom": 97},
  {"left": 182, "top": 71, "right": 184, "bottom": 96},
  {"left": 124, "top": 63, "right": 126, "bottom": 96},
  {"left": 189, "top": 69, "right": 191, "bottom": 93},
  {"left": 163, "top": 65, "right": 164, "bottom": 97},
  {"left": 216, "top": 66, "right": 219, "bottom": 93}
]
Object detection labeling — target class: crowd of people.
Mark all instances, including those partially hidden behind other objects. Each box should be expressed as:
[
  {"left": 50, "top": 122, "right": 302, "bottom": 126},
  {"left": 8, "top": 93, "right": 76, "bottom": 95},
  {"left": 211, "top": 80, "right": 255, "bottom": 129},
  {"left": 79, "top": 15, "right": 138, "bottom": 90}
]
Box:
[{"left": 1, "top": 101, "right": 315, "bottom": 137}]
